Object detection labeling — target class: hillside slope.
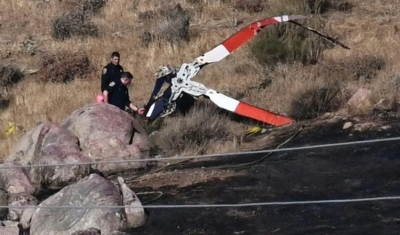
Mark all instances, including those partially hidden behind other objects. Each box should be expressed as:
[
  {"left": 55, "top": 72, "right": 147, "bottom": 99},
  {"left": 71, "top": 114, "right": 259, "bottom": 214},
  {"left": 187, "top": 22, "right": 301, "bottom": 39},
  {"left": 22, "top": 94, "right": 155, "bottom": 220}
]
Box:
[
  {"left": 0, "top": 0, "right": 400, "bottom": 160},
  {"left": 129, "top": 114, "right": 400, "bottom": 235}
]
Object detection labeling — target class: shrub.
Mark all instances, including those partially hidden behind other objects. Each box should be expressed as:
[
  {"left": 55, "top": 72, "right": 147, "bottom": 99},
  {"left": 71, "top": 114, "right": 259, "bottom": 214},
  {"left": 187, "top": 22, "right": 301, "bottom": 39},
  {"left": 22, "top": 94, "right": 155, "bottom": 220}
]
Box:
[
  {"left": 0, "top": 65, "right": 24, "bottom": 88},
  {"left": 39, "top": 51, "right": 94, "bottom": 83},
  {"left": 0, "top": 94, "right": 11, "bottom": 110},
  {"left": 288, "top": 54, "right": 386, "bottom": 120},
  {"left": 51, "top": 0, "right": 107, "bottom": 40},
  {"left": 289, "top": 84, "right": 342, "bottom": 120},
  {"left": 140, "top": 3, "right": 191, "bottom": 47},
  {"left": 62, "top": 0, "right": 107, "bottom": 14},
  {"left": 249, "top": 0, "right": 337, "bottom": 67},
  {"left": 51, "top": 11, "right": 99, "bottom": 40},
  {"left": 153, "top": 100, "right": 233, "bottom": 156}
]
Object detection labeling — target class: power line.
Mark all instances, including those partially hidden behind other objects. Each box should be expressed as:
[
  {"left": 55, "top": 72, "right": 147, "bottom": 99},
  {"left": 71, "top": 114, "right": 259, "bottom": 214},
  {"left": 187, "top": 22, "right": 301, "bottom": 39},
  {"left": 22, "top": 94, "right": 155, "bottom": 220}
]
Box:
[
  {"left": 1, "top": 135, "right": 399, "bottom": 169},
  {"left": 1, "top": 195, "right": 400, "bottom": 209}
]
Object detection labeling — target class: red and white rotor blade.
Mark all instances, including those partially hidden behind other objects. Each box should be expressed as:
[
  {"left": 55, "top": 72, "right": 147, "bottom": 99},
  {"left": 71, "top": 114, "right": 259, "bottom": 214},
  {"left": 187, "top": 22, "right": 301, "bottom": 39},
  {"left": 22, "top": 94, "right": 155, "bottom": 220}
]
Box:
[
  {"left": 200, "top": 15, "right": 307, "bottom": 64},
  {"left": 205, "top": 90, "right": 294, "bottom": 127}
]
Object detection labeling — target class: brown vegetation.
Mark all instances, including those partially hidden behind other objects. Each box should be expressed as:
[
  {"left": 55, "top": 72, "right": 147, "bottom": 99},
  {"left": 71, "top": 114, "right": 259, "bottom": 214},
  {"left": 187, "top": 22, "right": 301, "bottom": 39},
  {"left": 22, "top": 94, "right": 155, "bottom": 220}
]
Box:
[
  {"left": 1, "top": 0, "right": 400, "bottom": 160},
  {"left": 0, "top": 65, "right": 24, "bottom": 88},
  {"left": 51, "top": 0, "right": 107, "bottom": 40},
  {"left": 38, "top": 51, "right": 94, "bottom": 83},
  {"left": 151, "top": 100, "right": 245, "bottom": 156}
]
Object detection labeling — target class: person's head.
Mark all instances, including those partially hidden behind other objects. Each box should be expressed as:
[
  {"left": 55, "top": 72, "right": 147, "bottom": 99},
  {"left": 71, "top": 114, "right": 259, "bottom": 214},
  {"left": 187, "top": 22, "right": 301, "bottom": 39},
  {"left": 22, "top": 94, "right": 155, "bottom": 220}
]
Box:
[
  {"left": 110, "top": 51, "right": 120, "bottom": 65},
  {"left": 120, "top": 72, "right": 133, "bottom": 85}
]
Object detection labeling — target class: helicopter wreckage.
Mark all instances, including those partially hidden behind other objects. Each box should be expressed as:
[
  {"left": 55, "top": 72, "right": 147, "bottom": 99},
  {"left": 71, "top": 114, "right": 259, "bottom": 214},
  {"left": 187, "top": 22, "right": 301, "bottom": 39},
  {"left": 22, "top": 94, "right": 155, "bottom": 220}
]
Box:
[{"left": 143, "top": 14, "right": 349, "bottom": 127}]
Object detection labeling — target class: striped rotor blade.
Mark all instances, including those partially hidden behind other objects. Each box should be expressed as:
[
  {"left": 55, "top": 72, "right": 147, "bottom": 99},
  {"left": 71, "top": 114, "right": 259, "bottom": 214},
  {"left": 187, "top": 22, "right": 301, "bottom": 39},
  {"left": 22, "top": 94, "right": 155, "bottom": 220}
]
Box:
[
  {"left": 200, "top": 15, "right": 307, "bottom": 64},
  {"left": 205, "top": 90, "right": 294, "bottom": 127}
]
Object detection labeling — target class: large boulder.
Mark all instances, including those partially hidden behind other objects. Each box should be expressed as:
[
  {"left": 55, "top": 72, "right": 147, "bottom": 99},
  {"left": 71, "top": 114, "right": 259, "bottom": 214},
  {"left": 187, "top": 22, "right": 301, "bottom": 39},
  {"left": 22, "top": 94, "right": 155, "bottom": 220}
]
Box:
[
  {"left": 61, "top": 103, "right": 153, "bottom": 175},
  {"left": 61, "top": 103, "right": 151, "bottom": 151},
  {"left": 21, "top": 173, "right": 146, "bottom": 235},
  {"left": 5, "top": 122, "right": 92, "bottom": 191}
]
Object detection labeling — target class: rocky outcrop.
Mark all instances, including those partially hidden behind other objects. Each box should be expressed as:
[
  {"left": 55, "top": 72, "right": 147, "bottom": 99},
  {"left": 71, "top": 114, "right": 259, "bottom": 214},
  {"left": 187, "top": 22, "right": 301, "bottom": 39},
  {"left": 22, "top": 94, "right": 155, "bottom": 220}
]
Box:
[{"left": 1, "top": 103, "right": 151, "bottom": 234}]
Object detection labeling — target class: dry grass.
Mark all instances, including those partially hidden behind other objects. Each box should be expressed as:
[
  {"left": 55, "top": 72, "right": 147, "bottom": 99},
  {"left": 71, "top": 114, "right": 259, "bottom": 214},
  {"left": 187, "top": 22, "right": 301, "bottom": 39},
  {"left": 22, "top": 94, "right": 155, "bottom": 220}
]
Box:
[
  {"left": 1, "top": 0, "right": 400, "bottom": 160},
  {"left": 151, "top": 100, "right": 246, "bottom": 156}
]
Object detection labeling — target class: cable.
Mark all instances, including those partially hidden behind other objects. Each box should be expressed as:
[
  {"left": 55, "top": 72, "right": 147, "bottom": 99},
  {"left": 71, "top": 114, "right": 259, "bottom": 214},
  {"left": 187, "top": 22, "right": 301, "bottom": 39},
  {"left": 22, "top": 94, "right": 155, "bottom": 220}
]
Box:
[
  {"left": 208, "top": 126, "right": 303, "bottom": 169},
  {"left": 1, "top": 195, "right": 400, "bottom": 209},
  {"left": 1, "top": 135, "right": 400, "bottom": 169}
]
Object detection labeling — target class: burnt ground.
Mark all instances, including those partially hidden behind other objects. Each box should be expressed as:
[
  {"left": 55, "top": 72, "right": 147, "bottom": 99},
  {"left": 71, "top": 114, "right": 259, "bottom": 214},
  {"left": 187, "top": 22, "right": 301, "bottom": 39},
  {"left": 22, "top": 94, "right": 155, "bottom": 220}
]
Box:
[{"left": 129, "top": 114, "right": 400, "bottom": 235}]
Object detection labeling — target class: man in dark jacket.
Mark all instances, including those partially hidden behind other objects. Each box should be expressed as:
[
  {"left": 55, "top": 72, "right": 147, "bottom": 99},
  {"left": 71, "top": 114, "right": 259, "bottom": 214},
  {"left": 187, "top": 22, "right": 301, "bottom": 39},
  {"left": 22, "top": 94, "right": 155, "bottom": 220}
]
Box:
[
  {"left": 102, "top": 72, "right": 145, "bottom": 114},
  {"left": 101, "top": 51, "right": 124, "bottom": 92}
]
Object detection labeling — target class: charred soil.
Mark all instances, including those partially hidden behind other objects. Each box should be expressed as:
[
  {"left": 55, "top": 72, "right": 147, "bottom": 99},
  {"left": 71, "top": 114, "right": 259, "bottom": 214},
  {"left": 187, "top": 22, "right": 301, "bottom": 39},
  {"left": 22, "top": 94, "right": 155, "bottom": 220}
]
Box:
[{"left": 130, "top": 114, "right": 400, "bottom": 235}]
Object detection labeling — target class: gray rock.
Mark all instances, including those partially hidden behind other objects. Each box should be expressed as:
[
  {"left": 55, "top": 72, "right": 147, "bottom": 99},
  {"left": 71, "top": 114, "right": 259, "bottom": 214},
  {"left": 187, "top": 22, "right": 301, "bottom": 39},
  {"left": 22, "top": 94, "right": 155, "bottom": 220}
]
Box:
[
  {"left": 117, "top": 176, "right": 146, "bottom": 228},
  {"left": 7, "top": 193, "right": 38, "bottom": 221},
  {"left": 0, "top": 163, "right": 37, "bottom": 221},
  {"left": 27, "top": 174, "right": 127, "bottom": 235},
  {"left": 71, "top": 227, "right": 101, "bottom": 235},
  {"left": 61, "top": 103, "right": 151, "bottom": 152},
  {"left": 347, "top": 88, "right": 373, "bottom": 112},
  {"left": 5, "top": 123, "right": 92, "bottom": 191},
  {"left": 60, "top": 103, "right": 153, "bottom": 175},
  {"left": 0, "top": 225, "right": 19, "bottom": 235},
  {"left": 83, "top": 137, "right": 148, "bottom": 176},
  {"left": 343, "top": 121, "right": 353, "bottom": 129},
  {"left": 0, "top": 163, "right": 35, "bottom": 195}
]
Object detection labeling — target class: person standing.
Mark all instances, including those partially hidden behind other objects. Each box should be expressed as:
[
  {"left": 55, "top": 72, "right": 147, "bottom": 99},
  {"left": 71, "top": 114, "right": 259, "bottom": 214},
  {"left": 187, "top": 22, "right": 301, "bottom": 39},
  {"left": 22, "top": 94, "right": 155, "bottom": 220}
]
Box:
[
  {"left": 102, "top": 72, "right": 145, "bottom": 114},
  {"left": 97, "top": 51, "right": 124, "bottom": 103},
  {"left": 101, "top": 51, "right": 124, "bottom": 92}
]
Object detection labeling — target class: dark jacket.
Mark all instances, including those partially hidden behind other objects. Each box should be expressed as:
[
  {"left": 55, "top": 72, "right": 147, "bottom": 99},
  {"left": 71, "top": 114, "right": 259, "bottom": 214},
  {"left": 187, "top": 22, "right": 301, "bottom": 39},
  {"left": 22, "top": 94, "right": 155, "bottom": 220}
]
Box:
[
  {"left": 104, "top": 79, "right": 131, "bottom": 110},
  {"left": 101, "top": 63, "right": 124, "bottom": 92}
]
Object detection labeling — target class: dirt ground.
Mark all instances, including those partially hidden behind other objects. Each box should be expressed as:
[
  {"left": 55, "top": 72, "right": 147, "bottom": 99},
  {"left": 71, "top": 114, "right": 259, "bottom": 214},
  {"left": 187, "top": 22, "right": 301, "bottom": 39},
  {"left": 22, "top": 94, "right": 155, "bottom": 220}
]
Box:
[{"left": 128, "top": 113, "right": 400, "bottom": 235}]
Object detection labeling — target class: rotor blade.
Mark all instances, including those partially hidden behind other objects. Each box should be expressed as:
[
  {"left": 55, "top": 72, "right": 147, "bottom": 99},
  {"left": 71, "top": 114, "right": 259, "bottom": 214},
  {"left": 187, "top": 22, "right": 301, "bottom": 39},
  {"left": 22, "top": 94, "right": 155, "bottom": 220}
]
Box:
[
  {"left": 199, "top": 15, "right": 308, "bottom": 64},
  {"left": 288, "top": 20, "right": 350, "bottom": 50},
  {"left": 205, "top": 89, "right": 294, "bottom": 127}
]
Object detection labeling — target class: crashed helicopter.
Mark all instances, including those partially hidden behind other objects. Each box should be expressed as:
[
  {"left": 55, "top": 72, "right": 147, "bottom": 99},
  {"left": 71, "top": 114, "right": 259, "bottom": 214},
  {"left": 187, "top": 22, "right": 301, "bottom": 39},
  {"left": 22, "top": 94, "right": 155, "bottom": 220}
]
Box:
[{"left": 143, "top": 14, "right": 349, "bottom": 127}]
